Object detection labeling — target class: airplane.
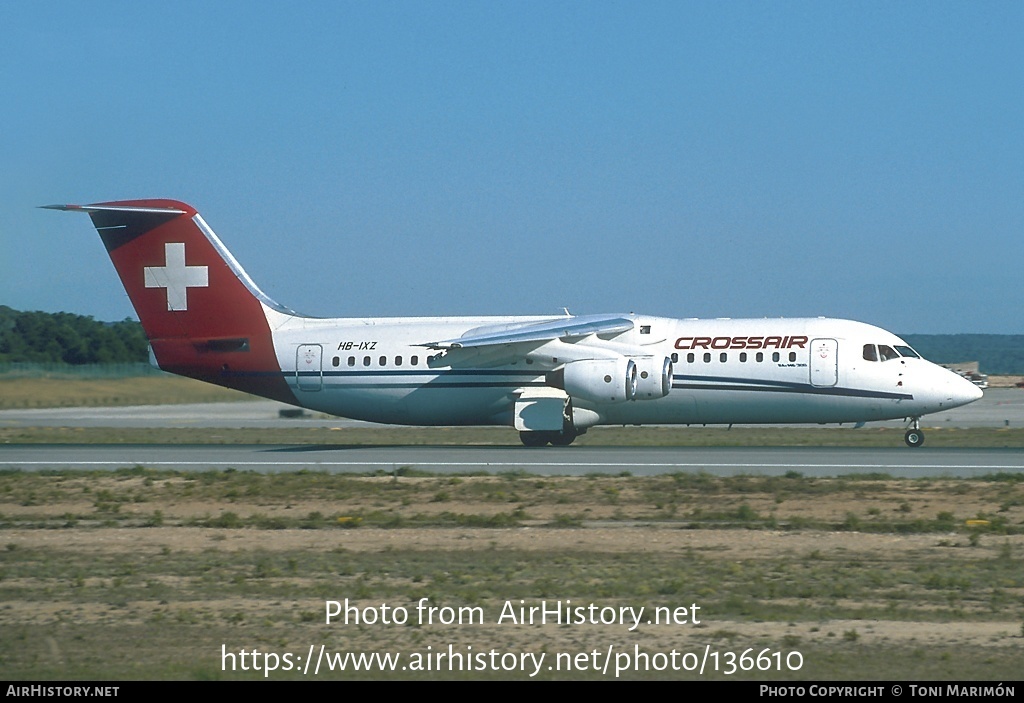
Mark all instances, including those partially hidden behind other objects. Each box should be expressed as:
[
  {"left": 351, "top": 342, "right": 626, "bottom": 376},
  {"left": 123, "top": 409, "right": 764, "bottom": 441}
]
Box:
[{"left": 46, "top": 199, "right": 983, "bottom": 448}]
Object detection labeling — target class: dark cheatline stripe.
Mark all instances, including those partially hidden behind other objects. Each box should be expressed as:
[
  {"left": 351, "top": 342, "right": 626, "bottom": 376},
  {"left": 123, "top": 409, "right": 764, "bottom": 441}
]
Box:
[
  {"left": 672, "top": 374, "right": 912, "bottom": 401},
  {"left": 225, "top": 369, "right": 913, "bottom": 401}
]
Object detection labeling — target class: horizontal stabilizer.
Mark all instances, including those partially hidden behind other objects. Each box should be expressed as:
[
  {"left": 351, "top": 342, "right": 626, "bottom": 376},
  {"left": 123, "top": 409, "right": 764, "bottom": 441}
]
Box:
[{"left": 41, "top": 204, "right": 186, "bottom": 215}]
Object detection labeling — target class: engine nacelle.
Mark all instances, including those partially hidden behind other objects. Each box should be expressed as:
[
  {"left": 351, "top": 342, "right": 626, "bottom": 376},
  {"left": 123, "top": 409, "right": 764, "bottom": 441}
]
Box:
[
  {"left": 633, "top": 356, "right": 673, "bottom": 399},
  {"left": 546, "top": 358, "right": 637, "bottom": 403}
]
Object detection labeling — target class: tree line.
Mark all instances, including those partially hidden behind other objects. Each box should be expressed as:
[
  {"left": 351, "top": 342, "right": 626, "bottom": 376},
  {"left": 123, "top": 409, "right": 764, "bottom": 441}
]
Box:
[
  {"left": 901, "top": 334, "right": 1024, "bottom": 375},
  {"left": 0, "top": 306, "right": 148, "bottom": 364}
]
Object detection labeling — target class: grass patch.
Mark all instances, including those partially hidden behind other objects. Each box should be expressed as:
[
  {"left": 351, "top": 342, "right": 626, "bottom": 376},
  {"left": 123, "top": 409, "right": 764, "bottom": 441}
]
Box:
[
  {"left": 0, "top": 376, "right": 251, "bottom": 409},
  {"left": 2, "top": 470, "right": 1022, "bottom": 534}
]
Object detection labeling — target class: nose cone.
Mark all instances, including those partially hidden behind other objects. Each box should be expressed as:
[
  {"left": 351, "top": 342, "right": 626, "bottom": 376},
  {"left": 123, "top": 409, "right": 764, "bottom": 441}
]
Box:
[
  {"left": 913, "top": 364, "right": 984, "bottom": 414},
  {"left": 945, "top": 370, "right": 984, "bottom": 408},
  {"left": 958, "top": 375, "right": 985, "bottom": 404}
]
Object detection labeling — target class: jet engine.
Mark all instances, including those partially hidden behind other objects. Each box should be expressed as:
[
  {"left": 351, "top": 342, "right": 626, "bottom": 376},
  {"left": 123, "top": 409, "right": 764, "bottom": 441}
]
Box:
[
  {"left": 633, "top": 356, "right": 674, "bottom": 399},
  {"left": 546, "top": 358, "right": 638, "bottom": 403}
]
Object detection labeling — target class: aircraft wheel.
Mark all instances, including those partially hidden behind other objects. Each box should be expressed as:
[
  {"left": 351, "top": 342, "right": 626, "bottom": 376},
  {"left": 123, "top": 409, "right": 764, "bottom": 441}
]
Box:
[
  {"left": 520, "top": 431, "right": 550, "bottom": 447},
  {"left": 549, "top": 431, "right": 577, "bottom": 446},
  {"left": 904, "top": 429, "right": 925, "bottom": 448}
]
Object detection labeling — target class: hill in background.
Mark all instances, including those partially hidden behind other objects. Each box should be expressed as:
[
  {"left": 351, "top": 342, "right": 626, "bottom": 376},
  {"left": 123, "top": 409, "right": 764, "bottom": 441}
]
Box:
[
  {"left": 901, "top": 334, "right": 1024, "bottom": 375},
  {"left": 0, "top": 307, "right": 1020, "bottom": 373}
]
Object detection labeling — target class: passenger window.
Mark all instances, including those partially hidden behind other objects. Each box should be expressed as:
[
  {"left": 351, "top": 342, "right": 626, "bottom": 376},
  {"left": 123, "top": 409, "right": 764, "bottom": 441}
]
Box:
[
  {"left": 719, "top": 352, "right": 727, "bottom": 363},
  {"left": 703, "top": 353, "right": 711, "bottom": 363},
  {"left": 363, "top": 356, "right": 370, "bottom": 366},
  {"left": 863, "top": 344, "right": 878, "bottom": 362},
  {"left": 789, "top": 352, "right": 796, "bottom": 362},
  {"left": 772, "top": 352, "right": 780, "bottom": 362},
  {"left": 756, "top": 352, "right": 763, "bottom": 362},
  {"left": 395, "top": 356, "right": 403, "bottom": 366},
  {"left": 379, "top": 355, "right": 387, "bottom": 366},
  {"left": 687, "top": 353, "right": 695, "bottom": 363},
  {"left": 332, "top": 356, "right": 340, "bottom": 367},
  {"left": 411, "top": 355, "right": 419, "bottom": 366},
  {"left": 671, "top": 353, "right": 678, "bottom": 363},
  {"left": 739, "top": 352, "right": 747, "bottom": 362},
  {"left": 348, "top": 356, "right": 355, "bottom": 367}
]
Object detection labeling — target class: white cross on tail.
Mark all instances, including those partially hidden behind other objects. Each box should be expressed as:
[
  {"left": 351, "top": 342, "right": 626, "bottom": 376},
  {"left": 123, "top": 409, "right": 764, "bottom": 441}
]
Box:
[{"left": 144, "top": 242, "right": 209, "bottom": 311}]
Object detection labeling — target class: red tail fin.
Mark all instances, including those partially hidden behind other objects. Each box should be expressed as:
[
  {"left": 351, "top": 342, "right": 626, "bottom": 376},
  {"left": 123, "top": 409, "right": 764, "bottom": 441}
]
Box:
[{"left": 47, "top": 199, "right": 296, "bottom": 403}]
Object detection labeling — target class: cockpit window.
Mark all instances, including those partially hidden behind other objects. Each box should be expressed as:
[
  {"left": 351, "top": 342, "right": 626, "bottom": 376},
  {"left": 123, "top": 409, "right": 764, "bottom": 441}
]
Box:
[
  {"left": 864, "top": 343, "right": 921, "bottom": 362},
  {"left": 878, "top": 345, "right": 899, "bottom": 361}
]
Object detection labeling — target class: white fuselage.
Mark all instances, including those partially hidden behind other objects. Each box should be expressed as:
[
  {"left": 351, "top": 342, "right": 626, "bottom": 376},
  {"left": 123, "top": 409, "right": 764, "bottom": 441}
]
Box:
[{"left": 266, "top": 310, "right": 981, "bottom": 428}]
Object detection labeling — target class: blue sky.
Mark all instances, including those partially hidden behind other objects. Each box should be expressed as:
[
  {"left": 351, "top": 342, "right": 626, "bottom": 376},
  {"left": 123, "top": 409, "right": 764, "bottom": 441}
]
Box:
[{"left": 3, "top": 1, "right": 1022, "bottom": 333}]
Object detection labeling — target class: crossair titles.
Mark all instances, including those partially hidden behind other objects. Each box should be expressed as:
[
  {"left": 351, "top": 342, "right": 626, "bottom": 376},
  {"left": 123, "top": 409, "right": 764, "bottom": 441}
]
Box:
[{"left": 674, "top": 335, "right": 809, "bottom": 350}]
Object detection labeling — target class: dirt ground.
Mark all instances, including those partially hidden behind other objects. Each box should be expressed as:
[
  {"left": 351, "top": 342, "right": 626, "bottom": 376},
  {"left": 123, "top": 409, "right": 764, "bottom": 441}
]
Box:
[
  {"left": 3, "top": 472, "right": 1022, "bottom": 679},
  {"left": 7, "top": 524, "right": 1024, "bottom": 649}
]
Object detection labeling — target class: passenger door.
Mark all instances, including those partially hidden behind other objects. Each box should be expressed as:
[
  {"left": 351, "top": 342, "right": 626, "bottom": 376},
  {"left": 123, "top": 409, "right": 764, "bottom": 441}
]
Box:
[
  {"left": 296, "top": 344, "right": 323, "bottom": 391},
  {"left": 809, "top": 338, "right": 838, "bottom": 387}
]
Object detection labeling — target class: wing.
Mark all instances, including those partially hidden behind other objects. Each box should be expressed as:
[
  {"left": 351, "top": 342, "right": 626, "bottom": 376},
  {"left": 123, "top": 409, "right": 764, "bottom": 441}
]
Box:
[{"left": 422, "top": 313, "right": 634, "bottom": 350}]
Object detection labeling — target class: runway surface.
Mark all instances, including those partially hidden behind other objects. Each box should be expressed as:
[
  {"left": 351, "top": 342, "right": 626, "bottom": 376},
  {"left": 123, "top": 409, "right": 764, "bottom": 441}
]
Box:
[
  {"left": 2, "top": 388, "right": 1021, "bottom": 477},
  {"left": 2, "top": 444, "right": 1022, "bottom": 477}
]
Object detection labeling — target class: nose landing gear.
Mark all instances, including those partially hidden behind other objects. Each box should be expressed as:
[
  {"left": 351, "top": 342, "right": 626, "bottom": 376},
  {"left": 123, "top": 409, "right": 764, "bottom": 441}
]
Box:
[{"left": 904, "top": 418, "right": 925, "bottom": 448}]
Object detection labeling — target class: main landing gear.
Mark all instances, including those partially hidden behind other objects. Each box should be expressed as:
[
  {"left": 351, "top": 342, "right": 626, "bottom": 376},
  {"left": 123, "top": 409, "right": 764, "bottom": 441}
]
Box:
[
  {"left": 519, "top": 429, "right": 580, "bottom": 447},
  {"left": 904, "top": 418, "right": 925, "bottom": 448}
]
